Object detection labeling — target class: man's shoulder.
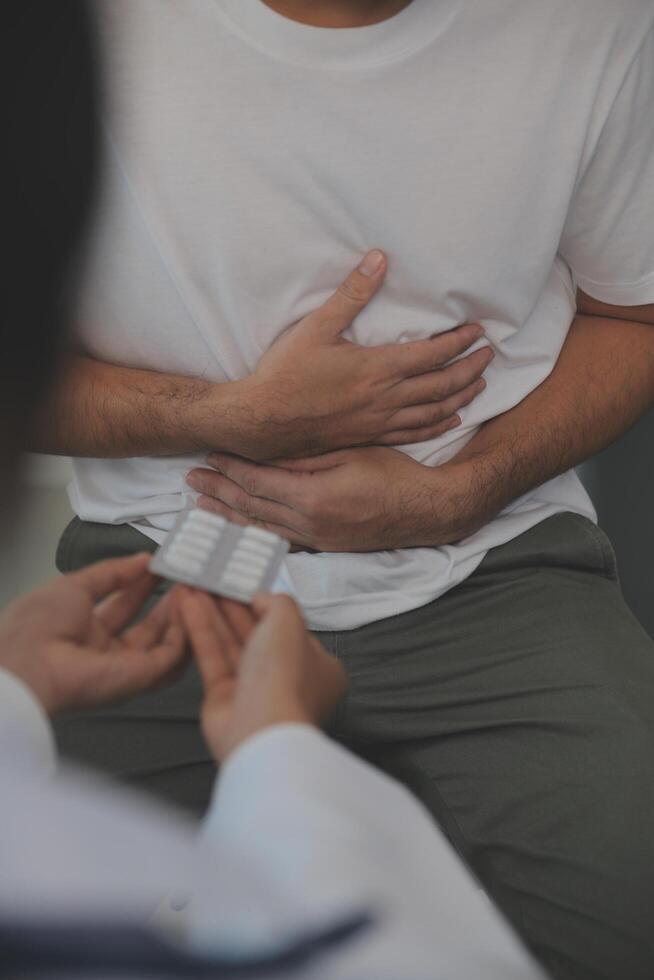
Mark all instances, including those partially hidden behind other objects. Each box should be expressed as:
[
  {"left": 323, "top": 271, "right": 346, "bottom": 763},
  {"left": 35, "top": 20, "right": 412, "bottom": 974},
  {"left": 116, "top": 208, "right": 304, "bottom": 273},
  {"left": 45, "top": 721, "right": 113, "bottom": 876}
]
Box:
[
  {"left": 545, "top": 0, "right": 654, "bottom": 31},
  {"left": 513, "top": 0, "right": 654, "bottom": 68},
  {"left": 544, "top": 0, "right": 652, "bottom": 16},
  {"left": 508, "top": 0, "right": 653, "bottom": 34},
  {"left": 479, "top": 0, "right": 653, "bottom": 58}
]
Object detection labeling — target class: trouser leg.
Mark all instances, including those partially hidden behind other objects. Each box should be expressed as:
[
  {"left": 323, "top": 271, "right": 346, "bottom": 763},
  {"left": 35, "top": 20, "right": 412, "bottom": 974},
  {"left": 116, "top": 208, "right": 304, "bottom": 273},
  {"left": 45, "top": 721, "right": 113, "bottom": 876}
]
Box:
[{"left": 331, "top": 513, "right": 654, "bottom": 980}]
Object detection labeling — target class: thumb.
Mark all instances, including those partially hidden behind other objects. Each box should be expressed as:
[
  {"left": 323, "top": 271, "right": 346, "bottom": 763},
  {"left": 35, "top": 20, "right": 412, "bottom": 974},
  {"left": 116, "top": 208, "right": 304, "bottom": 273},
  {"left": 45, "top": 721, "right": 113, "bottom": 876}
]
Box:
[
  {"left": 251, "top": 593, "right": 304, "bottom": 625},
  {"left": 313, "top": 249, "right": 386, "bottom": 339},
  {"left": 249, "top": 594, "right": 311, "bottom": 653}
]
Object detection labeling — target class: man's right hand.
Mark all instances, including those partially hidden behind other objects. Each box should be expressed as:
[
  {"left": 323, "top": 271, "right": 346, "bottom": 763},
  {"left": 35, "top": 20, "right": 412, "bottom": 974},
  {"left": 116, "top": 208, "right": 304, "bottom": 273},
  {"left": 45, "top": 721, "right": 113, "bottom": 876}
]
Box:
[
  {"left": 30, "top": 251, "right": 491, "bottom": 462},
  {"left": 239, "top": 249, "right": 493, "bottom": 459},
  {"left": 178, "top": 590, "right": 345, "bottom": 764}
]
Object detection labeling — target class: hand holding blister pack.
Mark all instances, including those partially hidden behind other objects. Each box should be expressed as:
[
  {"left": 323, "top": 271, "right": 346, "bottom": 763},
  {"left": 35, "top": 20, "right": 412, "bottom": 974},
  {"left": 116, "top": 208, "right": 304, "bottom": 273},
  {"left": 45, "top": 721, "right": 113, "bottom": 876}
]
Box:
[{"left": 149, "top": 507, "right": 290, "bottom": 603}]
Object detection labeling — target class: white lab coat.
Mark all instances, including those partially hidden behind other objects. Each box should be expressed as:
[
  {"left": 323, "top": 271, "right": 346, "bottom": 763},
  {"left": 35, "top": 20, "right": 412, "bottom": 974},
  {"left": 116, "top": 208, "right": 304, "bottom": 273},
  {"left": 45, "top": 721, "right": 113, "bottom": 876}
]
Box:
[{"left": 0, "top": 669, "right": 545, "bottom": 979}]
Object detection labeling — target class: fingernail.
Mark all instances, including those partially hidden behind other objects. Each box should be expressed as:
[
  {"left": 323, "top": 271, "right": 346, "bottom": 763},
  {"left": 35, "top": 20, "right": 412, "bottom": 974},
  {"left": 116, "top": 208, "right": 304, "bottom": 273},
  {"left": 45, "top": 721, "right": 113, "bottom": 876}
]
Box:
[
  {"left": 358, "top": 249, "right": 384, "bottom": 277},
  {"left": 448, "top": 416, "right": 462, "bottom": 430},
  {"left": 469, "top": 324, "right": 485, "bottom": 338},
  {"left": 207, "top": 454, "right": 221, "bottom": 470}
]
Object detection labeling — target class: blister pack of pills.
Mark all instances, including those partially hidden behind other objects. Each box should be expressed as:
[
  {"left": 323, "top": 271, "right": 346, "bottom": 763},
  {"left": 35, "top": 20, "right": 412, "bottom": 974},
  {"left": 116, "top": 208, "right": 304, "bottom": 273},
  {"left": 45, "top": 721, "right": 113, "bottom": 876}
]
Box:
[{"left": 149, "top": 506, "right": 290, "bottom": 603}]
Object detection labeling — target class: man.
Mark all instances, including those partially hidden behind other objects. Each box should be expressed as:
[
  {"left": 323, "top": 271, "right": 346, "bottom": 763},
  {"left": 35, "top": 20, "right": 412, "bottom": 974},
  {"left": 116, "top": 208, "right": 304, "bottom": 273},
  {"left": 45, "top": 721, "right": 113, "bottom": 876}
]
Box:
[
  {"left": 0, "top": 4, "right": 544, "bottom": 977},
  {"left": 31, "top": 1, "right": 654, "bottom": 977}
]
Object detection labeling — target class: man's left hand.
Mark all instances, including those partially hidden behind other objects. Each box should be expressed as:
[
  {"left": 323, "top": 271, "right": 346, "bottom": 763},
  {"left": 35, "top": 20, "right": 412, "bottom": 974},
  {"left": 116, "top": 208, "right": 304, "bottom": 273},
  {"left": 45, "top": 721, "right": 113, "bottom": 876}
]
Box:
[{"left": 186, "top": 446, "right": 476, "bottom": 552}]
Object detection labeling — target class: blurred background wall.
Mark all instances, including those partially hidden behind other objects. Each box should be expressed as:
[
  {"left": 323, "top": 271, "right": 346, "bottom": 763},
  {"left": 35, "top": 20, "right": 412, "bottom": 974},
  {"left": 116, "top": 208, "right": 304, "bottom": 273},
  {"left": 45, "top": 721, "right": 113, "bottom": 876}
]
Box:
[
  {"left": 0, "top": 456, "right": 74, "bottom": 608},
  {"left": 578, "top": 408, "right": 654, "bottom": 639}
]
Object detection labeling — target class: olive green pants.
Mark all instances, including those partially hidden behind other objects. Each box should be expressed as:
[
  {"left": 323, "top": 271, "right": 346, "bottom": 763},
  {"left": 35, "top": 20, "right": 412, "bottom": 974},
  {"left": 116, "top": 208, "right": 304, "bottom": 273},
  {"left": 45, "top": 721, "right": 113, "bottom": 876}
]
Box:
[{"left": 55, "top": 512, "right": 654, "bottom": 980}]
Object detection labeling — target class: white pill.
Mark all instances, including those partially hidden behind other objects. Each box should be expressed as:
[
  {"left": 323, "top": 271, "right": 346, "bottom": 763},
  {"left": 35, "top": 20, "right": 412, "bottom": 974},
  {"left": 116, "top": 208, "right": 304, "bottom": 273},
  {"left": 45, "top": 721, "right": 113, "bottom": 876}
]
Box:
[
  {"left": 177, "top": 535, "right": 218, "bottom": 555},
  {"left": 169, "top": 544, "right": 209, "bottom": 566},
  {"left": 225, "top": 550, "right": 265, "bottom": 567},
  {"left": 220, "top": 571, "right": 260, "bottom": 593},
  {"left": 224, "top": 564, "right": 266, "bottom": 584},
  {"left": 227, "top": 565, "right": 267, "bottom": 582},
  {"left": 228, "top": 550, "right": 269, "bottom": 570},
  {"left": 173, "top": 534, "right": 215, "bottom": 555},
  {"left": 186, "top": 510, "right": 227, "bottom": 531},
  {"left": 182, "top": 522, "right": 221, "bottom": 542},
  {"left": 243, "top": 526, "right": 280, "bottom": 546},
  {"left": 178, "top": 525, "right": 218, "bottom": 543},
  {"left": 233, "top": 539, "right": 275, "bottom": 559},
  {"left": 166, "top": 554, "right": 205, "bottom": 577}
]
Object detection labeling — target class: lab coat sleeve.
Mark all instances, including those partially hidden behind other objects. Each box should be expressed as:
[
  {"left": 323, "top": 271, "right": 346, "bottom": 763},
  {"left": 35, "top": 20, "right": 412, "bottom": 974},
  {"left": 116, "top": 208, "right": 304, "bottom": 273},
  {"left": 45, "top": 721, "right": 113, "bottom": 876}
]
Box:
[
  {"left": 194, "top": 724, "right": 546, "bottom": 980},
  {"left": 0, "top": 667, "right": 56, "bottom": 775},
  {"left": 0, "top": 665, "right": 543, "bottom": 978}
]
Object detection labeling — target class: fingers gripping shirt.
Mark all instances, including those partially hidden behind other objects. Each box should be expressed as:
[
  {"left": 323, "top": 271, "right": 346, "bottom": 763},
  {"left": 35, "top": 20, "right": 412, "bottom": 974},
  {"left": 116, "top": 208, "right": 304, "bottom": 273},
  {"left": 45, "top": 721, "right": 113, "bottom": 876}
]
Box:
[{"left": 71, "top": 0, "right": 654, "bottom": 629}]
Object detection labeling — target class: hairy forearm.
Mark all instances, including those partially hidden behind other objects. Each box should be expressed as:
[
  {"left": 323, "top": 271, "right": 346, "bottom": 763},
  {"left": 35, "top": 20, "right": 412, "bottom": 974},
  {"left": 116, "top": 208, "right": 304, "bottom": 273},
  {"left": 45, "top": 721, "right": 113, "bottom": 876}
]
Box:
[
  {"left": 443, "top": 312, "right": 654, "bottom": 533},
  {"left": 27, "top": 354, "right": 253, "bottom": 458}
]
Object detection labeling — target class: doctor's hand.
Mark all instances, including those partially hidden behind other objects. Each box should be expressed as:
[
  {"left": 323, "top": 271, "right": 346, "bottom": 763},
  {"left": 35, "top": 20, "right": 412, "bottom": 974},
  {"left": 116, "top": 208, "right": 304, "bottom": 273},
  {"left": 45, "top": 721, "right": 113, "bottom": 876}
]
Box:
[
  {"left": 178, "top": 590, "right": 346, "bottom": 763},
  {"left": 0, "top": 554, "right": 186, "bottom": 715},
  {"left": 238, "top": 249, "right": 491, "bottom": 461}
]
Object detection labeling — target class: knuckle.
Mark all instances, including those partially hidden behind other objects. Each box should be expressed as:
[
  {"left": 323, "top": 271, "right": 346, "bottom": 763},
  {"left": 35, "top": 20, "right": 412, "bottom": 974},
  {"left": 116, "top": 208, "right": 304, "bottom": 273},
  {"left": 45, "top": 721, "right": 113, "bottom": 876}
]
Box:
[
  {"left": 452, "top": 330, "right": 474, "bottom": 353},
  {"left": 414, "top": 426, "right": 439, "bottom": 444},
  {"left": 337, "top": 277, "right": 367, "bottom": 304},
  {"left": 457, "top": 383, "right": 479, "bottom": 407},
  {"left": 198, "top": 494, "right": 216, "bottom": 511},
  {"left": 199, "top": 473, "right": 218, "bottom": 495},
  {"left": 241, "top": 472, "right": 259, "bottom": 496},
  {"left": 440, "top": 367, "right": 464, "bottom": 395},
  {"left": 236, "top": 492, "right": 256, "bottom": 517},
  {"left": 213, "top": 457, "right": 232, "bottom": 478},
  {"left": 366, "top": 351, "right": 395, "bottom": 384},
  {"left": 428, "top": 375, "right": 446, "bottom": 399},
  {"left": 454, "top": 323, "right": 480, "bottom": 346},
  {"left": 403, "top": 341, "right": 431, "bottom": 370},
  {"left": 428, "top": 405, "right": 446, "bottom": 424},
  {"left": 429, "top": 332, "right": 457, "bottom": 357},
  {"left": 476, "top": 347, "right": 494, "bottom": 371},
  {"left": 189, "top": 470, "right": 208, "bottom": 493},
  {"left": 459, "top": 366, "right": 480, "bottom": 389},
  {"left": 466, "top": 351, "right": 487, "bottom": 375}
]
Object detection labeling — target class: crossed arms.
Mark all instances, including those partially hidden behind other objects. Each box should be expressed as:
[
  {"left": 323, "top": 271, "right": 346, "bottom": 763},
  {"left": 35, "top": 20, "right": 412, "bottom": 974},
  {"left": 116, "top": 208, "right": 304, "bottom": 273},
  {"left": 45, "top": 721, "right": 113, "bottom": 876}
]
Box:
[
  {"left": 185, "top": 290, "right": 654, "bottom": 551},
  {"left": 30, "top": 250, "right": 654, "bottom": 552}
]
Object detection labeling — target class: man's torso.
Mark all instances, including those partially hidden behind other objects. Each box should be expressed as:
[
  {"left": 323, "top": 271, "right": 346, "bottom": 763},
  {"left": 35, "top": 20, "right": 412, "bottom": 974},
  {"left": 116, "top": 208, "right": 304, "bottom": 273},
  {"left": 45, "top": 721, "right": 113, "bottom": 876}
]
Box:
[{"left": 71, "top": 0, "right": 651, "bottom": 628}]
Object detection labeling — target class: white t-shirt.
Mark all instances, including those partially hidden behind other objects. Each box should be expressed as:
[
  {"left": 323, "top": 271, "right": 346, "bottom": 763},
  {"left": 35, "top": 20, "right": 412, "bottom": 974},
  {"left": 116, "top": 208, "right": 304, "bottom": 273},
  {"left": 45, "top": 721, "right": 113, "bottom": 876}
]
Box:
[{"left": 72, "top": 0, "right": 654, "bottom": 630}]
